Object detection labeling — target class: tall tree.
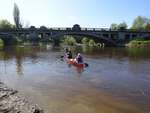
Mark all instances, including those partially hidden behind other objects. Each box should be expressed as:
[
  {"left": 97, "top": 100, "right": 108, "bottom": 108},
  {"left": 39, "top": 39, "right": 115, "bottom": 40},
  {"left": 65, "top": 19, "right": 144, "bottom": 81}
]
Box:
[
  {"left": 13, "top": 3, "right": 21, "bottom": 28},
  {"left": 0, "top": 19, "right": 13, "bottom": 29},
  {"left": 144, "top": 23, "right": 150, "bottom": 31},
  {"left": 131, "top": 16, "right": 150, "bottom": 30},
  {"left": 110, "top": 22, "right": 127, "bottom": 30},
  {"left": 110, "top": 23, "right": 118, "bottom": 30},
  {"left": 118, "top": 22, "right": 128, "bottom": 30}
]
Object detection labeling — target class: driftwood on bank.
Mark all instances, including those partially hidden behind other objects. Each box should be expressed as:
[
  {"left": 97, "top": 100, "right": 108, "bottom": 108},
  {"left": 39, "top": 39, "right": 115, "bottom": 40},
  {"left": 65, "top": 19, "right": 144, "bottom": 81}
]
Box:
[{"left": 0, "top": 82, "right": 43, "bottom": 113}]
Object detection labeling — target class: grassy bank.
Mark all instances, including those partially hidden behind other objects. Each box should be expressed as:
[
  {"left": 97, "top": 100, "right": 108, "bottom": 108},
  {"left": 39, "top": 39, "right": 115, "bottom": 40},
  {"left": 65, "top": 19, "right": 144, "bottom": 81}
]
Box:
[{"left": 127, "top": 39, "right": 150, "bottom": 48}]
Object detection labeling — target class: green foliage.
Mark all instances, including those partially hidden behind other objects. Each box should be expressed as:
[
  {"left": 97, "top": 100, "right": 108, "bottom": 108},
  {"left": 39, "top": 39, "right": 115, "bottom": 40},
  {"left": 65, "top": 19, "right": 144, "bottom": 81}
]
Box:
[
  {"left": 0, "top": 19, "right": 14, "bottom": 29},
  {"left": 82, "top": 38, "right": 104, "bottom": 47},
  {"left": 88, "top": 39, "right": 96, "bottom": 47},
  {"left": 81, "top": 37, "right": 89, "bottom": 45},
  {"left": 127, "top": 39, "right": 150, "bottom": 48},
  {"left": 110, "top": 22, "right": 128, "bottom": 30},
  {"left": 62, "top": 36, "right": 77, "bottom": 46},
  {"left": 144, "top": 23, "right": 150, "bottom": 31},
  {"left": 118, "top": 22, "right": 127, "bottom": 30},
  {"left": 0, "top": 38, "right": 4, "bottom": 48},
  {"left": 131, "top": 16, "right": 150, "bottom": 31},
  {"left": 110, "top": 23, "right": 118, "bottom": 30},
  {"left": 110, "top": 16, "right": 150, "bottom": 31}
]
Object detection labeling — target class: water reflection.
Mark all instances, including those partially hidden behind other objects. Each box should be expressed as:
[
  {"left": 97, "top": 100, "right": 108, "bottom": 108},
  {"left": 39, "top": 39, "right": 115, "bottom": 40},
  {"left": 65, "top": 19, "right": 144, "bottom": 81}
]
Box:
[{"left": 0, "top": 45, "right": 150, "bottom": 113}]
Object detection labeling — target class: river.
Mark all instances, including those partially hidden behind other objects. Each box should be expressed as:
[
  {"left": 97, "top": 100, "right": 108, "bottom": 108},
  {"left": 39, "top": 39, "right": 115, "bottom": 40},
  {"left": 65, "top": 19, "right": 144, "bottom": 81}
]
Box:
[{"left": 0, "top": 45, "right": 150, "bottom": 113}]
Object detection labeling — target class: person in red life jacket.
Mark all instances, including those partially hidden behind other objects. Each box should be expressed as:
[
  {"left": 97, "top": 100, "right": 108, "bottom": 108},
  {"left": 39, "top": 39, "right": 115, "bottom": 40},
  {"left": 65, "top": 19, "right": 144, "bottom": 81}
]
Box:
[{"left": 75, "top": 53, "right": 83, "bottom": 64}]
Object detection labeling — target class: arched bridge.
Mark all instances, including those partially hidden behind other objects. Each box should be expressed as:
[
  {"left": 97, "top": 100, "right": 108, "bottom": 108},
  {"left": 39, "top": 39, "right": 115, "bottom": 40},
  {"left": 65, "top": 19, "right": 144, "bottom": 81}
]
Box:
[
  {"left": 0, "top": 33, "right": 18, "bottom": 45},
  {"left": 0, "top": 24, "right": 150, "bottom": 46}
]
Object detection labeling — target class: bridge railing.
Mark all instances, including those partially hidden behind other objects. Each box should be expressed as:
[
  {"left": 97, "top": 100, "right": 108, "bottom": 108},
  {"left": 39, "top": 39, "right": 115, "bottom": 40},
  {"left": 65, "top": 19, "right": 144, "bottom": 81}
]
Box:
[
  {"left": 0, "top": 28, "right": 150, "bottom": 33},
  {"left": 81, "top": 28, "right": 110, "bottom": 31},
  {"left": 48, "top": 27, "right": 111, "bottom": 31}
]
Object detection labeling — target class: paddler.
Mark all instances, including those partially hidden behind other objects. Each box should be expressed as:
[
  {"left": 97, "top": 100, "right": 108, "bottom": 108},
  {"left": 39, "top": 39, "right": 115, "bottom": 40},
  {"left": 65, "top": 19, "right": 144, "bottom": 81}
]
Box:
[
  {"left": 65, "top": 48, "right": 73, "bottom": 59},
  {"left": 75, "top": 53, "right": 83, "bottom": 64}
]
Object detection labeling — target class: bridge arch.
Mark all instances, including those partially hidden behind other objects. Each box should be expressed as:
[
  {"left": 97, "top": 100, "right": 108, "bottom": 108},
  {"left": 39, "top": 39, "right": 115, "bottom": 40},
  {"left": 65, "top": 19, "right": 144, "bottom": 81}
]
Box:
[
  {"left": 0, "top": 33, "right": 17, "bottom": 45},
  {"left": 51, "top": 32, "right": 117, "bottom": 46}
]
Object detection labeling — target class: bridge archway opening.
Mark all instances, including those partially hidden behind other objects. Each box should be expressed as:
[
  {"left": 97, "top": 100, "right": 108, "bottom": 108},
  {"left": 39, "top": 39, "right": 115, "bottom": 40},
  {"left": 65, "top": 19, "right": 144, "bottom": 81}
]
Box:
[{"left": 0, "top": 35, "right": 18, "bottom": 45}]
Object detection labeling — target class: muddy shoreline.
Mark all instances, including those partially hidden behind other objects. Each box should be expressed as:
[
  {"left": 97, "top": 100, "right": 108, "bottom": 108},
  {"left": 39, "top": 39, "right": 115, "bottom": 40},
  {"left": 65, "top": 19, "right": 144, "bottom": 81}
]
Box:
[{"left": 0, "top": 82, "right": 43, "bottom": 113}]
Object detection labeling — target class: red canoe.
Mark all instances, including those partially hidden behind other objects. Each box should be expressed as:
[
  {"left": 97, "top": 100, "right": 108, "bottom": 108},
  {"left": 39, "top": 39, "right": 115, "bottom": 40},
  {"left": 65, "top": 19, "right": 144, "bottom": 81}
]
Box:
[{"left": 66, "top": 59, "right": 84, "bottom": 68}]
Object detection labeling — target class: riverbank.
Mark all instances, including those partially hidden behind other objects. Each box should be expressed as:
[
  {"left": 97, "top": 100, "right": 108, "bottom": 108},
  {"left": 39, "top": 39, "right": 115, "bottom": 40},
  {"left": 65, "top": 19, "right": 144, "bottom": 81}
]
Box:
[
  {"left": 0, "top": 82, "right": 43, "bottom": 113},
  {"left": 126, "top": 40, "right": 150, "bottom": 48}
]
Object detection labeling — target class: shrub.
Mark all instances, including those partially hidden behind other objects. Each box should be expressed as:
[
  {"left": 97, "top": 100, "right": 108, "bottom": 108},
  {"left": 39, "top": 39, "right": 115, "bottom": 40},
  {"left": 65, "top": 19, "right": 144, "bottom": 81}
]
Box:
[
  {"left": 128, "top": 39, "right": 150, "bottom": 48},
  {"left": 89, "top": 39, "right": 96, "bottom": 47},
  {"left": 63, "top": 36, "right": 76, "bottom": 46},
  {"left": 0, "top": 38, "right": 4, "bottom": 48},
  {"left": 82, "top": 37, "right": 89, "bottom": 45}
]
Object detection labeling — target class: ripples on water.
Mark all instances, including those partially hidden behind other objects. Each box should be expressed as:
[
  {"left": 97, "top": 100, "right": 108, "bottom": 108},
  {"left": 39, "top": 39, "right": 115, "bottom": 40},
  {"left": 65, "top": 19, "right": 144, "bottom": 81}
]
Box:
[{"left": 0, "top": 45, "right": 150, "bottom": 113}]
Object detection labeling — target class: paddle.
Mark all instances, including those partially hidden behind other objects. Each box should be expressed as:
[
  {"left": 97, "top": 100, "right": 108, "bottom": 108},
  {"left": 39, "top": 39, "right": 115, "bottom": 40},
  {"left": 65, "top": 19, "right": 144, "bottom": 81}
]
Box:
[
  {"left": 84, "top": 63, "right": 89, "bottom": 67},
  {"left": 60, "top": 55, "right": 64, "bottom": 58}
]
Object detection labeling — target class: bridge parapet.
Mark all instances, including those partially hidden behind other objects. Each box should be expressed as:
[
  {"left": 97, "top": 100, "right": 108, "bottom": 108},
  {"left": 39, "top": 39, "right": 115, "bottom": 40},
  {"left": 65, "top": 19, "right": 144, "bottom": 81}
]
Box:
[{"left": 1, "top": 27, "right": 150, "bottom": 33}]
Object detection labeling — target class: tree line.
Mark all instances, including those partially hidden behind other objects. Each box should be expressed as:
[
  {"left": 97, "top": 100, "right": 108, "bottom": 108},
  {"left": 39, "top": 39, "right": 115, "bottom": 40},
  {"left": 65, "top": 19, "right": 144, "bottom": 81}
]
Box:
[
  {"left": 0, "top": 3, "right": 150, "bottom": 31},
  {"left": 0, "top": 16, "right": 150, "bottom": 31},
  {"left": 110, "top": 16, "right": 150, "bottom": 31}
]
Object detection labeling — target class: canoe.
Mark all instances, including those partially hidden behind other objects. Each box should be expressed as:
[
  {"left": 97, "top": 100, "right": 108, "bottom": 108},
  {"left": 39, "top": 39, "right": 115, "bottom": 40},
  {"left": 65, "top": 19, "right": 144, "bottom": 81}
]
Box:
[{"left": 66, "top": 59, "right": 84, "bottom": 68}]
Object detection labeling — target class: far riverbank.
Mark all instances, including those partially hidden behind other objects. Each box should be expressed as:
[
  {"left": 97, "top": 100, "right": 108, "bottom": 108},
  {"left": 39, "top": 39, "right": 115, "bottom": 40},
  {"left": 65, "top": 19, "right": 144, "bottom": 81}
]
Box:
[{"left": 126, "top": 39, "right": 150, "bottom": 48}]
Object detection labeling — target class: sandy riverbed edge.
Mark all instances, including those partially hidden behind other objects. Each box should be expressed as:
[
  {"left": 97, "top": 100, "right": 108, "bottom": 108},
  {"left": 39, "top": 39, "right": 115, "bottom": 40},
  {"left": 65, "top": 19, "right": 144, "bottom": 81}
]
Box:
[{"left": 0, "top": 82, "right": 43, "bottom": 113}]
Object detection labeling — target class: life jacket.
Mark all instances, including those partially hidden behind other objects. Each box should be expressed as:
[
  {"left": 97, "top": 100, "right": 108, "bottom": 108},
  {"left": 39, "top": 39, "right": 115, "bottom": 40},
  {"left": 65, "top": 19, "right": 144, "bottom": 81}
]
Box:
[{"left": 77, "top": 56, "right": 83, "bottom": 63}]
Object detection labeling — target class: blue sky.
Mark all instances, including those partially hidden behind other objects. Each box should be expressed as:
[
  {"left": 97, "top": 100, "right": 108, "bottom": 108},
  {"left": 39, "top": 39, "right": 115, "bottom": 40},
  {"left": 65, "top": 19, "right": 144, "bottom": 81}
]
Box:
[{"left": 0, "top": 0, "right": 149, "bottom": 28}]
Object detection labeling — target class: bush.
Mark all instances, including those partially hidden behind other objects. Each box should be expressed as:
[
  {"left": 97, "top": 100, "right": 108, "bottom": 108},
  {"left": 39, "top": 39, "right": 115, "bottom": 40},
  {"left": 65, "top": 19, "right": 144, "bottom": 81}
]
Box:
[
  {"left": 0, "top": 38, "right": 4, "bottom": 48},
  {"left": 62, "top": 36, "right": 76, "bottom": 46},
  {"left": 82, "top": 37, "right": 89, "bottom": 45},
  {"left": 89, "top": 39, "right": 96, "bottom": 47},
  {"left": 127, "top": 40, "right": 150, "bottom": 48}
]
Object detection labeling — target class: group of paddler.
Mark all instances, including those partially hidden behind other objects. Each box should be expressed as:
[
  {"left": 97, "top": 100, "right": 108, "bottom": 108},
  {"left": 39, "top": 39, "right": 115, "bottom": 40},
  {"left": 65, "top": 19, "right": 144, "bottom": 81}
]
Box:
[
  {"left": 65, "top": 48, "right": 84, "bottom": 64},
  {"left": 62, "top": 47, "right": 88, "bottom": 69}
]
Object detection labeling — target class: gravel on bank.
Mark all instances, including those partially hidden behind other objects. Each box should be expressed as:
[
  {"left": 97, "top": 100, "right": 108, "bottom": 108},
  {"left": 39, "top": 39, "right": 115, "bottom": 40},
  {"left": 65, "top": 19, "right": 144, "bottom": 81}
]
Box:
[{"left": 0, "top": 82, "right": 43, "bottom": 113}]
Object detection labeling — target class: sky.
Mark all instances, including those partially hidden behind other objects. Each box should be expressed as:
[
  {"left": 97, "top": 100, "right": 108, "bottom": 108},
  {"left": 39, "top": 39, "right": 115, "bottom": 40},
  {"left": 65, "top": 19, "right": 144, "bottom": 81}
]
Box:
[{"left": 0, "top": 0, "right": 149, "bottom": 28}]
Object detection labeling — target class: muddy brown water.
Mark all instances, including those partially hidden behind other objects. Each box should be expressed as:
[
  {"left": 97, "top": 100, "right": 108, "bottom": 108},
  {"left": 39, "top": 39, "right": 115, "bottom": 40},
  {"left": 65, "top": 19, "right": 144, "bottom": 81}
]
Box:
[{"left": 0, "top": 45, "right": 150, "bottom": 113}]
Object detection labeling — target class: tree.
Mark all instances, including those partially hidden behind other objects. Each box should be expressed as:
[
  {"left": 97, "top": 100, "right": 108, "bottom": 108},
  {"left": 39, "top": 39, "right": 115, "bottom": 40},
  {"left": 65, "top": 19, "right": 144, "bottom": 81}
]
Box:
[
  {"left": 131, "top": 16, "right": 150, "bottom": 30},
  {"left": 13, "top": 3, "right": 21, "bottom": 28},
  {"left": 89, "top": 39, "right": 96, "bottom": 47},
  {"left": 110, "top": 23, "right": 118, "bottom": 30},
  {"left": 0, "top": 19, "right": 13, "bottom": 29},
  {"left": 110, "top": 22, "right": 127, "bottom": 30},
  {"left": 82, "top": 37, "right": 89, "bottom": 45},
  {"left": 118, "top": 22, "right": 127, "bottom": 30},
  {"left": 145, "top": 23, "right": 150, "bottom": 31},
  {"left": 63, "top": 36, "right": 76, "bottom": 46},
  {"left": 0, "top": 38, "right": 4, "bottom": 48}
]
